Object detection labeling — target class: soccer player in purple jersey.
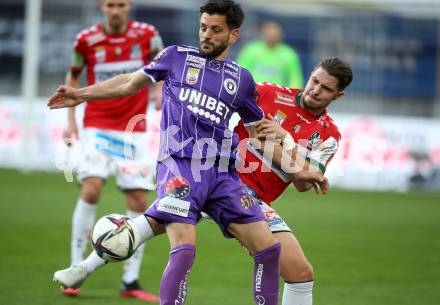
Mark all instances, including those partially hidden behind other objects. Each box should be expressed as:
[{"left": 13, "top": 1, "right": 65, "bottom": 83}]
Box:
[{"left": 49, "top": 1, "right": 327, "bottom": 304}]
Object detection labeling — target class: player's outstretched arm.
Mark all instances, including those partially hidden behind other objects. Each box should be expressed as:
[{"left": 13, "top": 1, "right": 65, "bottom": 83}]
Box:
[{"left": 47, "top": 69, "right": 152, "bottom": 109}]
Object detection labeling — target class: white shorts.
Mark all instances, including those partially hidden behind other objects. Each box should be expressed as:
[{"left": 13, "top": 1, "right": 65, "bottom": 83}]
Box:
[
  {"left": 258, "top": 200, "right": 292, "bottom": 233},
  {"left": 243, "top": 186, "right": 292, "bottom": 233},
  {"left": 76, "top": 128, "right": 156, "bottom": 190}
]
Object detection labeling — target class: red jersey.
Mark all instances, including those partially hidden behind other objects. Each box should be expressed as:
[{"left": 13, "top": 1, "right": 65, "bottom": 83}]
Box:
[
  {"left": 235, "top": 82, "right": 341, "bottom": 204},
  {"left": 72, "top": 21, "right": 162, "bottom": 131}
]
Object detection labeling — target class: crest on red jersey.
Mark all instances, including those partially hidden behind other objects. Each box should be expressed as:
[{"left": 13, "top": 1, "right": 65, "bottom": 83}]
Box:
[
  {"left": 115, "top": 46, "right": 122, "bottom": 57},
  {"left": 274, "top": 110, "right": 287, "bottom": 125},
  {"left": 95, "top": 47, "right": 106, "bottom": 62},
  {"left": 307, "top": 132, "right": 321, "bottom": 150},
  {"left": 130, "top": 44, "right": 141, "bottom": 59}
]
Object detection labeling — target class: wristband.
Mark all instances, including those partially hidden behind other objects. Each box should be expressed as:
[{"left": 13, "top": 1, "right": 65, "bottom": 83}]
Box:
[{"left": 283, "top": 133, "right": 296, "bottom": 152}]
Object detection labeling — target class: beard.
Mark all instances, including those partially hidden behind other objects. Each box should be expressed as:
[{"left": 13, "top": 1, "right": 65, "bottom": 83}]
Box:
[{"left": 199, "top": 40, "right": 229, "bottom": 58}]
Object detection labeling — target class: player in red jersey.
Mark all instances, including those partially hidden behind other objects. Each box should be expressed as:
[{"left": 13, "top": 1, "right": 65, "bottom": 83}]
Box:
[
  {"left": 59, "top": 0, "right": 162, "bottom": 301},
  {"left": 235, "top": 57, "right": 353, "bottom": 305}
]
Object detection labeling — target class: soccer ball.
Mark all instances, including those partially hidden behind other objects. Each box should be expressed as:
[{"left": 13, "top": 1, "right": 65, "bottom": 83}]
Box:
[{"left": 91, "top": 214, "right": 138, "bottom": 262}]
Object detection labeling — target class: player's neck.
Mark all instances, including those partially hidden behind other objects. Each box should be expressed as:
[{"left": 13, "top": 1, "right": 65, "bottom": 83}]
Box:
[
  {"left": 211, "top": 48, "right": 229, "bottom": 61},
  {"left": 299, "top": 97, "right": 325, "bottom": 117},
  {"left": 104, "top": 22, "right": 128, "bottom": 35},
  {"left": 266, "top": 42, "right": 278, "bottom": 49},
  {"left": 213, "top": 53, "right": 228, "bottom": 61}
]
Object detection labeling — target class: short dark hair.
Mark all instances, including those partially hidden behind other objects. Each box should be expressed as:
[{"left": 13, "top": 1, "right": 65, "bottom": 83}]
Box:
[
  {"left": 200, "top": 0, "right": 245, "bottom": 30},
  {"left": 314, "top": 57, "right": 353, "bottom": 91}
]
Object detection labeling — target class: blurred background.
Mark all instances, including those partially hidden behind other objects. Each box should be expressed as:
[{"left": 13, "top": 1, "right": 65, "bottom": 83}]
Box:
[
  {"left": 0, "top": 1, "right": 439, "bottom": 305},
  {"left": 1, "top": 0, "right": 439, "bottom": 192}
]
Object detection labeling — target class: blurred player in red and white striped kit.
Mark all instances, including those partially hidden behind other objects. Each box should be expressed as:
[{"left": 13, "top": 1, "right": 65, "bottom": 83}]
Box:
[{"left": 60, "top": 0, "right": 162, "bottom": 301}]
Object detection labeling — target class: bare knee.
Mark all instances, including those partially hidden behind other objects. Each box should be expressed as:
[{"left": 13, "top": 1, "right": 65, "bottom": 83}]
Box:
[
  {"left": 81, "top": 178, "right": 103, "bottom": 203},
  {"left": 282, "top": 260, "right": 314, "bottom": 282},
  {"left": 125, "top": 189, "right": 147, "bottom": 213},
  {"left": 297, "top": 261, "right": 314, "bottom": 281},
  {"left": 166, "top": 223, "right": 196, "bottom": 248}
]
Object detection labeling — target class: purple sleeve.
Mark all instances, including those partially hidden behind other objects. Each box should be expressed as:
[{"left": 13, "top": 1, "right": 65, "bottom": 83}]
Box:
[
  {"left": 142, "top": 46, "right": 174, "bottom": 82},
  {"left": 237, "top": 73, "right": 264, "bottom": 126}
]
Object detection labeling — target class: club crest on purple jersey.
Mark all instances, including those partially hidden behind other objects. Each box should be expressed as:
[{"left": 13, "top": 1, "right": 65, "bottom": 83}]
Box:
[
  {"left": 165, "top": 177, "right": 190, "bottom": 198},
  {"left": 186, "top": 67, "right": 200, "bottom": 85},
  {"left": 223, "top": 78, "right": 237, "bottom": 95}
]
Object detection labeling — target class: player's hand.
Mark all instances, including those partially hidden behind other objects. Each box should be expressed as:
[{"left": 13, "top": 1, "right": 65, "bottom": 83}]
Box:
[
  {"left": 47, "top": 85, "right": 82, "bottom": 109},
  {"left": 256, "top": 114, "right": 288, "bottom": 140},
  {"left": 62, "top": 122, "right": 79, "bottom": 146},
  {"left": 294, "top": 171, "right": 329, "bottom": 194}
]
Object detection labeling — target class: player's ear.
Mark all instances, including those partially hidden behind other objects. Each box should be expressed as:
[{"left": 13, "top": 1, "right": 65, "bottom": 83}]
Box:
[
  {"left": 100, "top": 0, "right": 108, "bottom": 12},
  {"left": 335, "top": 91, "right": 344, "bottom": 100},
  {"left": 229, "top": 28, "right": 239, "bottom": 45}
]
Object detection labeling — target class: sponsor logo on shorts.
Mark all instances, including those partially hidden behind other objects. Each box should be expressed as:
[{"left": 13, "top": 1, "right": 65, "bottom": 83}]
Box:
[
  {"left": 267, "top": 217, "right": 284, "bottom": 226},
  {"left": 165, "top": 177, "right": 190, "bottom": 198},
  {"left": 158, "top": 197, "right": 190, "bottom": 217},
  {"left": 264, "top": 210, "right": 283, "bottom": 226},
  {"left": 241, "top": 193, "right": 257, "bottom": 209}
]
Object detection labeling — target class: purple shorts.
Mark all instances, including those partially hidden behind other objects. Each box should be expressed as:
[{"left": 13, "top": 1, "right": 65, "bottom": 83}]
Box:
[{"left": 145, "top": 157, "right": 265, "bottom": 237}]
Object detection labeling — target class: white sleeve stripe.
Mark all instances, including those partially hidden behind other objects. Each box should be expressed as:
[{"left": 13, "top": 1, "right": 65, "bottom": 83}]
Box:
[
  {"left": 142, "top": 70, "right": 157, "bottom": 83},
  {"left": 243, "top": 119, "right": 262, "bottom": 127}
]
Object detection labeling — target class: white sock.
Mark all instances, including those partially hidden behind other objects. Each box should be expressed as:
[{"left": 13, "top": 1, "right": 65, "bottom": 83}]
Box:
[
  {"left": 122, "top": 211, "right": 150, "bottom": 284},
  {"left": 282, "top": 281, "right": 314, "bottom": 305},
  {"left": 71, "top": 198, "right": 97, "bottom": 266},
  {"left": 80, "top": 250, "right": 106, "bottom": 274},
  {"left": 131, "top": 214, "right": 155, "bottom": 243}
]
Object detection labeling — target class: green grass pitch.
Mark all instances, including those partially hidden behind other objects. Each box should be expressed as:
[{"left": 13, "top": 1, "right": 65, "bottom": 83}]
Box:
[{"left": 0, "top": 169, "right": 439, "bottom": 305}]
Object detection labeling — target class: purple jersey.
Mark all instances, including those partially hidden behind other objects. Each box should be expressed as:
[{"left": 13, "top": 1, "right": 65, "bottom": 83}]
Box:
[{"left": 142, "top": 45, "right": 263, "bottom": 160}]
